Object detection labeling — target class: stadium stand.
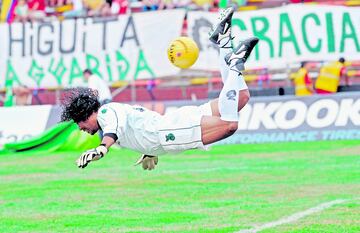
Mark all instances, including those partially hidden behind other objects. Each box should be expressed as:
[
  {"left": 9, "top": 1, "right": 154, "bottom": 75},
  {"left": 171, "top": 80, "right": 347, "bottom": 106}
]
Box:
[{"left": 2, "top": 0, "right": 360, "bottom": 23}]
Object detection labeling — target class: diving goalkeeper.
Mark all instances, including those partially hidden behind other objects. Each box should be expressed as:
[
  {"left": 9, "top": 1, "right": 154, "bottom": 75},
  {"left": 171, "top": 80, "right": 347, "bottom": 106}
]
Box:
[{"left": 61, "top": 7, "right": 258, "bottom": 170}]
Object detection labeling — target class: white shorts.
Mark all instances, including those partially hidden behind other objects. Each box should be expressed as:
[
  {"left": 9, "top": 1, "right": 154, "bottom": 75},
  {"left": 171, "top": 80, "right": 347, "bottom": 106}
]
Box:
[{"left": 157, "top": 103, "right": 212, "bottom": 154}]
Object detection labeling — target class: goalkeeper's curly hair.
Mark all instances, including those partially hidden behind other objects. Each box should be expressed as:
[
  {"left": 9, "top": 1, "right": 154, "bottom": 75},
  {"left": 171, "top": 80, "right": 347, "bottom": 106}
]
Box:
[{"left": 61, "top": 88, "right": 101, "bottom": 123}]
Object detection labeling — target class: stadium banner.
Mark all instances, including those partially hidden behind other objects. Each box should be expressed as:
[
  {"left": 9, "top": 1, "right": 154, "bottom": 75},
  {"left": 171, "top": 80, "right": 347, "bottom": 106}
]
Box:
[
  {"left": 159, "top": 92, "right": 360, "bottom": 144},
  {"left": 1, "top": 92, "right": 359, "bottom": 146},
  {"left": 0, "top": 105, "right": 53, "bottom": 145},
  {"left": 220, "top": 92, "right": 360, "bottom": 144},
  {"left": 0, "top": 10, "right": 185, "bottom": 89},
  {"left": 187, "top": 5, "right": 360, "bottom": 70}
]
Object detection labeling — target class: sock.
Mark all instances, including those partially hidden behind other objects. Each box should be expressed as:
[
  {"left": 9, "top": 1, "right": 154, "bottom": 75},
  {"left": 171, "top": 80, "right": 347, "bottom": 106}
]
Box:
[
  {"left": 218, "top": 68, "right": 242, "bottom": 122},
  {"left": 219, "top": 37, "right": 232, "bottom": 83}
]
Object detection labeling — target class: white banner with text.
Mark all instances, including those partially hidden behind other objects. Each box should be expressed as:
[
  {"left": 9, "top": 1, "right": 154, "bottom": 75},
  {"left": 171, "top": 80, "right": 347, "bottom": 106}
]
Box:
[
  {"left": 1, "top": 6, "right": 359, "bottom": 89},
  {"left": 1, "top": 92, "right": 359, "bottom": 145},
  {"left": 0, "top": 10, "right": 185, "bottom": 88},
  {"left": 188, "top": 5, "right": 360, "bottom": 70},
  {"left": 221, "top": 92, "right": 360, "bottom": 144}
]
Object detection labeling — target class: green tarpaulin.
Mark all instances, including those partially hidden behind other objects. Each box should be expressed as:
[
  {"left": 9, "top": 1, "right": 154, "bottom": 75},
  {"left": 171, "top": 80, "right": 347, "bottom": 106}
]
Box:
[{"left": 2, "top": 121, "right": 101, "bottom": 153}]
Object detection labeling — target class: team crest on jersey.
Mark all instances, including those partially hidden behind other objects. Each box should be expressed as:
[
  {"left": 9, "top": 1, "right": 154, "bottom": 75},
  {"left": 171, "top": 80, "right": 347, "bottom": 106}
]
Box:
[
  {"left": 165, "top": 133, "right": 175, "bottom": 142},
  {"left": 101, "top": 109, "right": 107, "bottom": 114},
  {"left": 226, "top": 90, "right": 237, "bottom": 100},
  {"left": 134, "top": 107, "right": 145, "bottom": 112}
]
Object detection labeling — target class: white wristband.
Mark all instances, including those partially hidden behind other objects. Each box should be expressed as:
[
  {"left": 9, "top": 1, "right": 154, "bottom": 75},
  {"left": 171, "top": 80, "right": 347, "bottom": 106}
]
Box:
[{"left": 96, "top": 145, "right": 108, "bottom": 157}]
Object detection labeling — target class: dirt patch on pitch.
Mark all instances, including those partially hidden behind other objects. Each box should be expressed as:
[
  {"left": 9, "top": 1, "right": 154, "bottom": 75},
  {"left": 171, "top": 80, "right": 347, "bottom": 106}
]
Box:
[{"left": 331, "top": 145, "right": 360, "bottom": 156}]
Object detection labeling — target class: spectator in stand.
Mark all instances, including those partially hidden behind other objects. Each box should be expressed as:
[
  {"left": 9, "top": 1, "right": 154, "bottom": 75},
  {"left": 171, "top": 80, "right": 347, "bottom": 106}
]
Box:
[
  {"left": 47, "top": 0, "right": 56, "bottom": 6},
  {"left": 173, "top": 0, "right": 194, "bottom": 9},
  {"left": 28, "top": 0, "right": 46, "bottom": 21},
  {"left": 315, "top": 57, "right": 348, "bottom": 94},
  {"left": 193, "top": 0, "right": 213, "bottom": 10},
  {"left": 142, "top": 0, "right": 159, "bottom": 11},
  {"left": 110, "top": 0, "right": 128, "bottom": 14},
  {"left": 100, "top": 1, "right": 112, "bottom": 16},
  {"left": 13, "top": 85, "right": 32, "bottom": 106},
  {"left": 62, "top": 0, "right": 86, "bottom": 18},
  {"left": 83, "top": 0, "right": 105, "bottom": 16},
  {"left": 14, "top": 0, "right": 29, "bottom": 22},
  {"left": 83, "top": 69, "right": 112, "bottom": 105},
  {"left": 83, "top": 68, "right": 112, "bottom": 139},
  {"left": 45, "top": 0, "right": 71, "bottom": 18},
  {"left": 45, "top": 0, "right": 57, "bottom": 16},
  {"left": 292, "top": 61, "right": 313, "bottom": 96},
  {"left": 158, "top": 0, "right": 174, "bottom": 10}
]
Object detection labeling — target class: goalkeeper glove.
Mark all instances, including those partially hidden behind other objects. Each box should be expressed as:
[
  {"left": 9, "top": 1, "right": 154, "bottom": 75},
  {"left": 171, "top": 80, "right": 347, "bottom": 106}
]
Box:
[
  {"left": 135, "top": 154, "right": 158, "bottom": 170},
  {"left": 76, "top": 145, "right": 108, "bottom": 168}
]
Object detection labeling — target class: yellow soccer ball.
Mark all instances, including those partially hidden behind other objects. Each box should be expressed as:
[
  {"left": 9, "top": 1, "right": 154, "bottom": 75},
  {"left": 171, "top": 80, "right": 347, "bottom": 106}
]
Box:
[{"left": 167, "top": 37, "right": 199, "bottom": 69}]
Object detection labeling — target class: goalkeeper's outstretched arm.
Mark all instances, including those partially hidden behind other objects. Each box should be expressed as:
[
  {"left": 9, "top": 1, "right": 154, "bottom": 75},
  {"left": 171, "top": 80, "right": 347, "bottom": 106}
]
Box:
[{"left": 101, "top": 135, "right": 116, "bottom": 150}]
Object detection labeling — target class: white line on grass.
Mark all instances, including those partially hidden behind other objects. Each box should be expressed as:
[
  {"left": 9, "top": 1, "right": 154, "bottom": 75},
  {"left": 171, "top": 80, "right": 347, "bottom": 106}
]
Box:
[{"left": 237, "top": 199, "right": 347, "bottom": 233}]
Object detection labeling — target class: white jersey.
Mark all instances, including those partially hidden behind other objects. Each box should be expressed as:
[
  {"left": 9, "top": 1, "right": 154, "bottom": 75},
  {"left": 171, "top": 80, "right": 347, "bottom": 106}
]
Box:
[
  {"left": 97, "top": 103, "right": 167, "bottom": 155},
  {"left": 88, "top": 75, "right": 112, "bottom": 103},
  {"left": 97, "top": 102, "right": 212, "bottom": 155}
]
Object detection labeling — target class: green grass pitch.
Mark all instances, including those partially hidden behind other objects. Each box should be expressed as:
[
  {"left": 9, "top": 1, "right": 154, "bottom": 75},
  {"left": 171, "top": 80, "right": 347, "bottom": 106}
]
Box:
[{"left": 0, "top": 140, "right": 359, "bottom": 232}]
